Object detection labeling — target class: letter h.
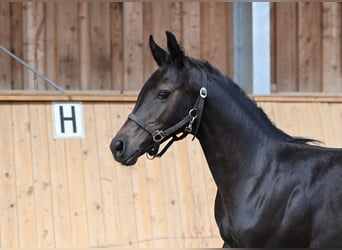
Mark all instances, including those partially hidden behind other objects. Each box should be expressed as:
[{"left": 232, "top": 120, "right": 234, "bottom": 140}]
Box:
[{"left": 59, "top": 105, "right": 77, "bottom": 133}]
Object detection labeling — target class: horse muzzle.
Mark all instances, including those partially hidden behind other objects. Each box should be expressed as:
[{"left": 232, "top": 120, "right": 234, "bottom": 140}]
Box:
[{"left": 110, "top": 137, "right": 141, "bottom": 166}]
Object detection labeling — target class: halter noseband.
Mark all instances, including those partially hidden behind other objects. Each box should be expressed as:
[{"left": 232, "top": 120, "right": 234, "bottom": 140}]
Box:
[{"left": 128, "top": 69, "right": 208, "bottom": 159}]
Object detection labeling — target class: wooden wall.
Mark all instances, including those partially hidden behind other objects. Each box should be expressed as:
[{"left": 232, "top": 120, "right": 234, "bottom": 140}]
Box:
[
  {"left": 0, "top": 2, "right": 232, "bottom": 92},
  {"left": 271, "top": 2, "right": 342, "bottom": 92},
  {"left": 1, "top": 94, "right": 342, "bottom": 248},
  {"left": 1, "top": 2, "right": 342, "bottom": 92},
  {"left": 0, "top": 95, "right": 221, "bottom": 248}
]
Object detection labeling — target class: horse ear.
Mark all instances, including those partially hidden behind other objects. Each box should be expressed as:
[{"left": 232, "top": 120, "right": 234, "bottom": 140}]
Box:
[
  {"left": 149, "top": 35, "right": 168, "bottom": 66},
  {"left": 166, "top": 31, "right": 186, "bottom": 67}
]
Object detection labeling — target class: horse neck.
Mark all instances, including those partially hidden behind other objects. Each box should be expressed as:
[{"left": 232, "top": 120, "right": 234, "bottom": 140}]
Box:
[{"left": 195, "top": 75, "right": 277, "bottom": 192}]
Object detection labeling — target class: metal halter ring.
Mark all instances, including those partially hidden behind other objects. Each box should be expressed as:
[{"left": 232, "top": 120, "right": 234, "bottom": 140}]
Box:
[
  {"left": 200, "top": 87, "right": 208, "bottom": 98},
  {"left": 189, "top": 108, "right": 198, "bottom": 119},
  {"left": 152, "top": 130, "right": 165, "bottom": 143}
]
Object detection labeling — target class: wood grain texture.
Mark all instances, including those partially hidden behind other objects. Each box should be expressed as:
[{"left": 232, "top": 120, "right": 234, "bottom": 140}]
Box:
[
  {"left": 11, "top": 103, "right": 37, "bottom": 247},
  {"left": 1, "top": 2, "right": 342, "bottom": 92},
  {"left": 110, "top": 2, "right": 124, "bottom": 91},
  {"left": 1, "top": 98, "right": 342, "bottom": 247},
  {"left": 123, "top": 2, "right": 144, "bottom": 92},
  {"left": 56, "top": 2, "right": 80, "bottom": 90},
  {"left": 29, "top": 103, "right": 55, "bottom": 247},
  {"left": 10, "top": 3, "right": 24, "bottom": 90},
  {"left": 90, "top": 2, "right": 111, "bottom": 90},
  {"left": 298, "top": 2, "right": 322, "bottom": 92},
  {"left": 0, "top": 2, "right": 11, "bottom": 89},
  {"left": 275, "top": 3, "right": 298, "bottom": 91},
  {"left": 23, "top": 2, "right": 45, "bottom": 90},
  {"left": 322, "top": 2, "right": 342, "bottom": 92},
  {"left": 0, "top": 104, "right": 19, "bottom": 247}
]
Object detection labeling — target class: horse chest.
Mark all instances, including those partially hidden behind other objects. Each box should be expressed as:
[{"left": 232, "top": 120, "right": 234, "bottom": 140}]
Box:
[{"left": 215, "top": 184, "right": 313, "bottom": 247}]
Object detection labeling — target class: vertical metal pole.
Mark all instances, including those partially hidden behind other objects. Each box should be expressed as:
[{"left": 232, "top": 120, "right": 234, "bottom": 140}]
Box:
[
  {"left": 252, "top": 2, "right": 270, "bottom": 94},
  {"left": 233, "top": 2, "right": 252, "bottom": 93},
  {"left": 233, "top": 2, "right": 270, "bottom": 94}
]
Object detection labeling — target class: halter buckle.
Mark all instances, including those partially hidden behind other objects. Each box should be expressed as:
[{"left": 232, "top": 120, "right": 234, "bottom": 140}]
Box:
[
  {"left": 185, "top": 109, "right": 198, "bottom": 133},
  {"left": 152, "top": 130, "right": 165, "bottom": 143}
]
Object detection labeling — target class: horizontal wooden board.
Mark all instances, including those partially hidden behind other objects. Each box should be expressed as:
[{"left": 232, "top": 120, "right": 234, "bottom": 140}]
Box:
[{"left": 2, "top": 92, "right": 342, "bottom": 103}]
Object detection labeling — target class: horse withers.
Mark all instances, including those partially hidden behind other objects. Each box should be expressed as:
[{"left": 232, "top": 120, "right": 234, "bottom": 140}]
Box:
[{"left": 110, "top": 31, "right": 342, "bottom": 247}]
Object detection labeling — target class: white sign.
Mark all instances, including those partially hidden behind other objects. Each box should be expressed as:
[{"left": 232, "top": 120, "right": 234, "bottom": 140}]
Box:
[{"left": 52, "top": 102, "right": 85, "bottom": 139}]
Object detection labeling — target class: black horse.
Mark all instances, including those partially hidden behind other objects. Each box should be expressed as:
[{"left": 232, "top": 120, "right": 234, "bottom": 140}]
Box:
[{"left": 110, "top": 31, "right": 342, "bottom": 247}]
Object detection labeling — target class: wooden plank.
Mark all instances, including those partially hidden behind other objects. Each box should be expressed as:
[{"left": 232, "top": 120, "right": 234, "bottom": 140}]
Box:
[
  {"left": 337, "top": 104, "right": 342, "bottom": 147},
  {"left": 208, "top": 3, "right": 228, "bottom": 74},
  {"left": 23, "top": 2, "right": 45, "bottom": 90},
  {"left": 143, "top": 158, "right": 168, "bottom": 247},
  {"left": 130, "top": 160, "right": 153, "bottom": 247},
  {"left": 10, "top": 2, "right": 24, "bottom": 90},
  {"left": 142, "top": 2, "right": 154, "bottom": 81},
  {"left": 275, "top": 3, "right": 298, "bottom": 91},
  {"left": 0, "top": 92, "right": 138, "bottom": 102},
  {"left": 298, "top": 2, "right": 322, "bottom": 92},
  {"left": 81, "top": 103, "right": 106, "bottom": 247},
  {"left": 93, "top": 103, "right": 122, "bottom": 246},
  {"left": 64, "top": 138, "right": 89, "bottom": 247},
  {"left": 3, "top": 93, "right": 342, "bottom": 103},
  {"left": 0, "top": 103, "right": 19, "bottom": 247},
  {"left": 29, "top": 103, "right": 55, "bottom": 247},
  {"left": 186, "top": 137, "right": 214, "bottom": 247},
  {"left": 79, "top": 2, "right": 90, "bottom": 90},
  {"left": 201, "top": 2, "right": 228, "bottom": 72},
  {"left": 294, "top": 103, "right": 324, "bottom": 141},
  {"left": 151, "top": 2, "right": 171, "bottom": 46},
  {"left": 253, "top": 94, "right": 342, "bottom": 103},
  {"left": 173, "top": 140, "right": 196, "bottom": 246},
  {"left": 11, "top": 103, "right": 37, "bottom": 247},
  {"left": 45, "top": 103, "right": 73, "bottom": 247},
  {"left": 306, "top": 103, "right": 325, "bottom": 142},
  {"left": 200, "top": 3, "right": 210, "bottom": 61},
  {"left": 123, "top": 2, "right": 144, "bottom": 92},
  {"left": 56, "top": 2, "right": 80, "bottom": 90},
  {"left": 270, "top": 102, "right": 324, "bottom": 142},
  {"left": 110, "top": 103, "right": 138, "bottom": 246},
  {"left": 90, "top": 2, "right": 111, "bottom": 90},
  {"left": 319, "top": 103, "right": 342, "bottom": 147},
  {"left": 170, "top": 2, "right": 182, "bottom": 40},
  {"left": 159, "top": 147, "right": 184, "bottom": 247},
  {"left": 270, "top": 102, "right": 301, "bottom": 138},
  {"left": 0, "top": 2, "right": 11, "bottom": 89},
  {"left": 110, "top": 2, "right": 124, "bottom": 91},
  {"left": 45, "top": 2, "right": 57, "bottom": 90},
  {"left": 182, "top": 2, "right": 201, "bottom": 57},
  {"left": 322, "top": 2, "right": 342, "bottom": 92}
]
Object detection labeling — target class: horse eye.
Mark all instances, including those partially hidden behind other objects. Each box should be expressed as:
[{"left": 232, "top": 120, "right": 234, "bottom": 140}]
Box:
[{"left": 157, "top": 90, "right": 170, "bottom": 100}]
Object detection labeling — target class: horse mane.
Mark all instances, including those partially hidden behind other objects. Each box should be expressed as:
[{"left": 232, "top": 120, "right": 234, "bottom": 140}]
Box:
[{"left": 187, "top": 57, "right": 317, "bottom": 145}]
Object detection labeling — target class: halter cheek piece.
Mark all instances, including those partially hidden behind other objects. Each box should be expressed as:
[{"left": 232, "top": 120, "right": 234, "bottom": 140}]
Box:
[{"left": 128, "top": 69, "right": 208, "bottom": 159}]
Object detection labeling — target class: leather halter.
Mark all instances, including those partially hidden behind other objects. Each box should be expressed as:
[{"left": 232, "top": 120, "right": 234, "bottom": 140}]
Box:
[{"left": 128, "top": 69, "right": 208, "bottom": 159}]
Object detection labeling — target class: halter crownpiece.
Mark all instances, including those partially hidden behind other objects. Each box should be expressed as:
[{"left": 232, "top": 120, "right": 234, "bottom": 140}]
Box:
[{"left": 128, "top": 68, "right": 208, "bottom": 159}]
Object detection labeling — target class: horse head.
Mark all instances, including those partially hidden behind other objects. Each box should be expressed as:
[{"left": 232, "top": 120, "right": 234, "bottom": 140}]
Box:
[{"left": 110, "top": 31, "right": 205, "bottom": 166}]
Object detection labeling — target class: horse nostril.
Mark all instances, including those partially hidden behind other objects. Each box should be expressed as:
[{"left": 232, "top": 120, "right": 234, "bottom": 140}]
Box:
[
  {"left": 114, "top": 140, "right": 124, "bottom": 153},
  {"left": 110, "top": 139, "right": 125, "bottom": 158}
]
